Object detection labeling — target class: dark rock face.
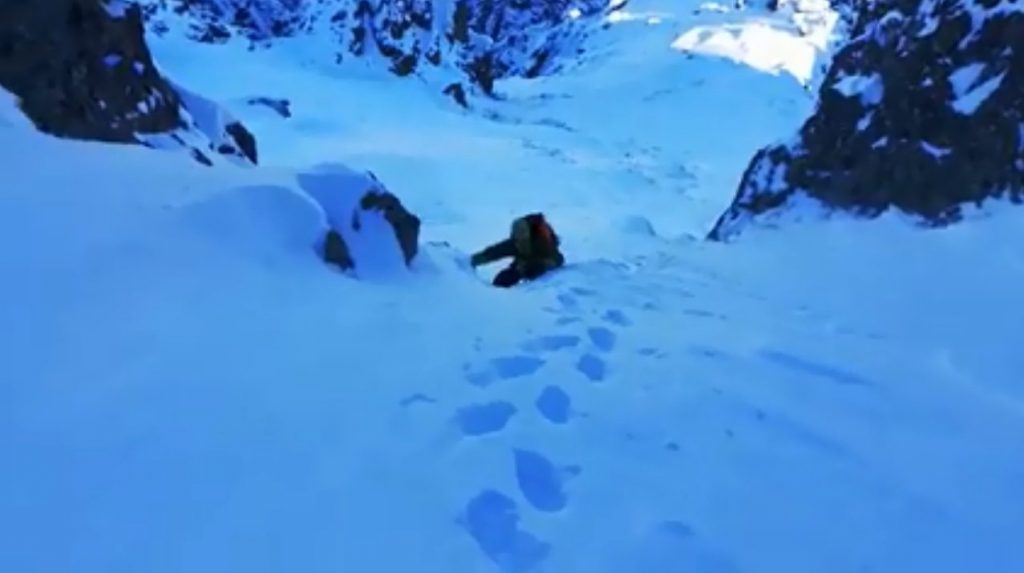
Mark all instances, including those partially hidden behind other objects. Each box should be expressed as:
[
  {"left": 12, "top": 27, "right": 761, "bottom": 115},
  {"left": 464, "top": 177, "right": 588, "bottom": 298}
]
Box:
[
  {"left": 323, "top": 228, "right": 355, "bottom": 269},
  {"left": 444, "top": 82, "right": 469, "bottom": 107},
  {"left": 710, "top": 0, "right": 1024, "bottom": 240},
  {"left": 141, "top": 0, "right": 313, "bottom": 44},
  {"left": 0, "top": 0, "right": 259, "bottom": 166},
  {"left": 225, "top": 121, "right": 257, "bottom": 163},
  {"left": 142, "top": 0, "right": 614, "bottom": 96},
  {"left": 0, "top": 0, "right": 183, "bottom": 142},
  {"left": 360, "top": 189, "right": 421, "bottom": 265}
]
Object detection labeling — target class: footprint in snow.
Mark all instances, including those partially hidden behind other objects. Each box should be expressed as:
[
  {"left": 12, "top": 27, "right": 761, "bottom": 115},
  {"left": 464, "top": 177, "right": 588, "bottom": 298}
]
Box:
[
  {"left": 513, "top": 449, "right": 570, "bottom": 512},
  {"left": 465, "top": 355, "right": 546, "bottom": 387},
  {"left": 520, "top": 334, "right": 581, "bottom": 354},
  {"left": 603, "top": 309, "right": 632, "bottom": 327},
  {"left": 556, "top": 292, "right": 580, "bottom": 312},
  {"left": 455, "top": 401, "right": 517, "bottom": 436},
  {"left": 535, "top": 386, "right": 572, "bottom": 425},
  {"left": 576, "top": 353, "right": 608, "bottom": 382},
  {"left": 492, "top": 355, "right": 546, "bottom": 378},
  {"left": 462, "top": 489, "right": 550, "bottom": 572},
  {"left": 587, "top": 326, "right": 617, "bottom": 352}
]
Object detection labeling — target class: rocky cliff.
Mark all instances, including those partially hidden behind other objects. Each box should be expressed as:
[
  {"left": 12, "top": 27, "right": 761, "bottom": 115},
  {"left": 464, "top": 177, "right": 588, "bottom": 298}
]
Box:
[
  {"left": 141, "top": 0, "right": 611, "bottom": 99},
  {"left": 0, "top": 0, "right": 258, "bottom": 165},
  {"left": 710, "top": 0, "right": 1024, "bottom": 239}
]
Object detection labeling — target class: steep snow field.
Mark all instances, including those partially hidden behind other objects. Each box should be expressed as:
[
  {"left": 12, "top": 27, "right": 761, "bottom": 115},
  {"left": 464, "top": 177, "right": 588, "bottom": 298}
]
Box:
[
  {"left": 3, "top": 2, "right": 1023, "bottom": 573},
  {"left": 147, "top": 0, "right": 837, "bottom": 240}
]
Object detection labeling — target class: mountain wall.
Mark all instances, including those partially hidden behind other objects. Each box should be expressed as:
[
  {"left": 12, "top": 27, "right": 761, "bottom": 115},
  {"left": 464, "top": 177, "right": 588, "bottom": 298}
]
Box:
[
  {"left": 0, "top": 0, "right": 258, "bottom": 165},
  {"left": 710, "top": 0, "right": 1024, "bottom": 239},
  {"left": 141, "top": 0, "right": 612, "bottom": 98}
]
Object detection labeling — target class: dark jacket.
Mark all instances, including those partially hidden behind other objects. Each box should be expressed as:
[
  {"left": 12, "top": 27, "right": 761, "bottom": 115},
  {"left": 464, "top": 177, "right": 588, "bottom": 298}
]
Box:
[{"left": 470, "top": 215, "right": 564, "bottom": 277}]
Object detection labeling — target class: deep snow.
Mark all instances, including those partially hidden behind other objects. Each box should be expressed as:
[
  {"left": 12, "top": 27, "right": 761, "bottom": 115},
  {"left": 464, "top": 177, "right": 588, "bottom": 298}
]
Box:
[{"left": 2, "top": 2, "right": 1023, "bottom": 572}]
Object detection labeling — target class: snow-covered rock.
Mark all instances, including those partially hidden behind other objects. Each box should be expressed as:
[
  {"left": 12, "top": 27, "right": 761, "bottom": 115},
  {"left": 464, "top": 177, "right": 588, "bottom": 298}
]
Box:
[
  {"left": 168, "top": 81, "right": 259, "bottom": 164},
  {"left": 709, "top": 0, "right": 1024, "bottom": 239},
  {"left": 246, "top": 96, "right": 292, "bottom": 118},
  {"left": 141, "top": 0, "right": 314, "bottom": 43},
  {"left": 298, "top": 164, "right": 421, "bottom": 276},
  {"left": 0, "top": 0, "right": 182, "bottom": 141},
  {"left": 0, "top": 0, "right": 258, "bottom": 166}
]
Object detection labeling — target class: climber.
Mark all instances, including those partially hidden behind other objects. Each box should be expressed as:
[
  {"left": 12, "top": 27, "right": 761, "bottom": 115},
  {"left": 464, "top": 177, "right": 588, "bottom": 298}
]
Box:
[{"left": 470, "top": 213, "right": 565, "bottom": 287}]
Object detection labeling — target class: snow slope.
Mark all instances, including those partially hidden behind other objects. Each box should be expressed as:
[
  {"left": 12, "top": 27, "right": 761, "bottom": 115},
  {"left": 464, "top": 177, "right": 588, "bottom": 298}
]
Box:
[
  {"left": 140, "top": 0, "right": 610, "bottom": 88},
  {"left": 146, "top": 0, "right": 843, "bottom": 239},
  {"left": 2, "top": 2, "right": 1023, "bottom": 573}
]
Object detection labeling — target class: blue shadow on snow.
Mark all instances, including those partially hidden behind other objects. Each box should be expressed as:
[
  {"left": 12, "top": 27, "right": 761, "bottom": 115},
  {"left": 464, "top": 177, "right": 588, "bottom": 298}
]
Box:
[
  {"left": 463, "top": 490, "right": 550, "bottom": 572},
  {"left": 456, "top": 401, "right": 517, "bottom": 436},
  {"left": 513, "top": 449, "right": 568, "bottom": 512},
  {"left": 535, "top": 386, "right": 571, "bottom": 424}
]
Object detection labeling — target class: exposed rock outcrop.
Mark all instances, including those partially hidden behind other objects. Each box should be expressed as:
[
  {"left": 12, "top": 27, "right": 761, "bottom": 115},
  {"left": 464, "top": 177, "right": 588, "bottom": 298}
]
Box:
[
  {"left": 0, "top": 0, "right": 182, "bottom": 142},
  {"left": 444, "top": 82, "right": 469, "bottom": 107},
  {"left": 224, "top": 121, "right": 257, "bottom": 163},
  {"left": 323, "top": 229, "right": 355, "bottom": 269},
  {"left": 297, "top": 164, "right": 421, "bottom": 275},
  {"left": 360, "top": 186, "right": 421, "bottom": 265},
  {"left": 0, "top": 0, "right": 258, "bottom": 165},
  {"left": 141, "top": 0, "right": 314, "bottom": 44},
  {"left": 168, "top": 80, "right": 260, "bottom": 164},
  {"left": 247, "top": 96, "right": 292, "bottom": 117},
  {"left": 710, "top": 0, "right": 1024, "bottom": 240}
]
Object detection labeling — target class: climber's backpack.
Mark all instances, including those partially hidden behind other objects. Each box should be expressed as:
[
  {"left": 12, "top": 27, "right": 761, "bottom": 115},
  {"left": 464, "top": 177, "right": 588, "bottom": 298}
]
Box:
[{"left": 525, "top": 213, "right": 557, "bottom": 252}]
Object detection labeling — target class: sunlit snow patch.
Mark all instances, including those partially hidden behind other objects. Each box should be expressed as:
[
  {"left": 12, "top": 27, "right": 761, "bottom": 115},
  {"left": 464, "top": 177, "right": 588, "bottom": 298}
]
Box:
[
  {"left": 671, "top": 5, "right": 840, "bottom": 85},
  {"left": 606, "top": 9, "right": 672, "bottom": 24},
  {"left": 832, "top": 72, "right": 885, "bottom": 106},
  {"left": 949, "top": 62, "right": 1005, "bottom": 115}
]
